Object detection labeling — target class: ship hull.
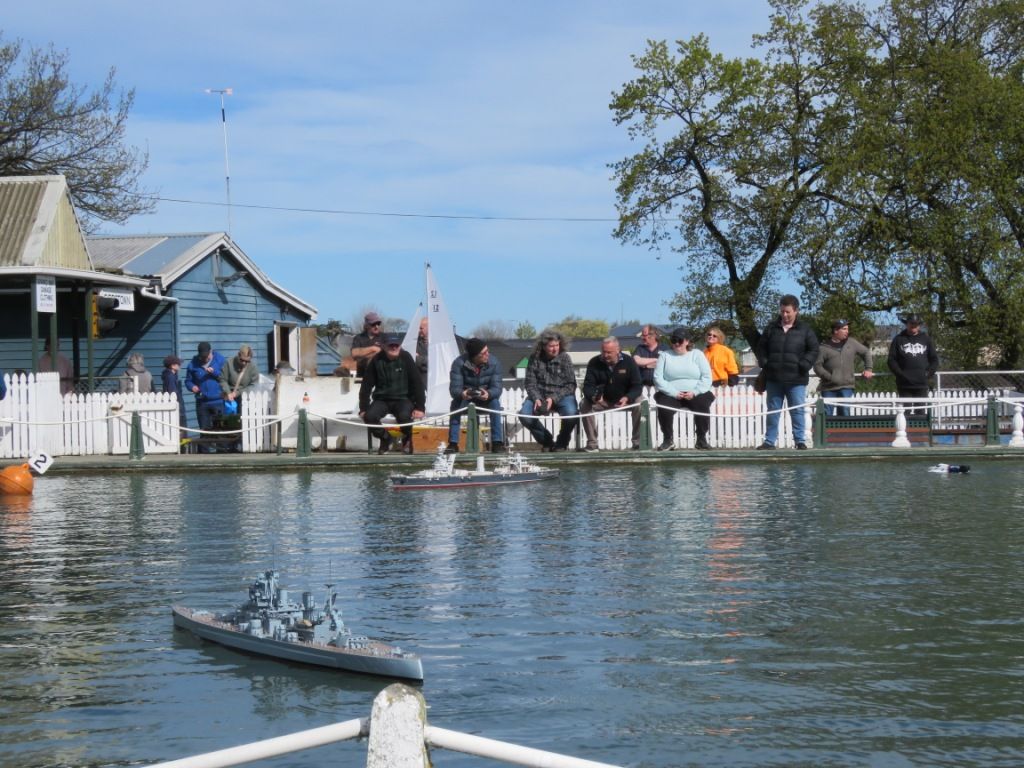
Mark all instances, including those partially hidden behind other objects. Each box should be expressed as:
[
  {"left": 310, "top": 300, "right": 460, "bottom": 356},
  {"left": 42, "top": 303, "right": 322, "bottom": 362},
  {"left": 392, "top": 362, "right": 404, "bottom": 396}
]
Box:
[
  {"left": 171, "top": 606, "right": 423, "bottom": 681},
  {"left": 391, "top": 469, "right": 558, "bottom": 490}
]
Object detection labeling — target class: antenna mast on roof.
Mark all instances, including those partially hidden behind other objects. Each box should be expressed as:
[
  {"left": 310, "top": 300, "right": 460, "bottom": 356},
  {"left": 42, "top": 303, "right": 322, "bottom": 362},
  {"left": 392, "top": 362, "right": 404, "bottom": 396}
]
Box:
[{"left": 204, "top": 87, "right": 233, "bottom": 236}]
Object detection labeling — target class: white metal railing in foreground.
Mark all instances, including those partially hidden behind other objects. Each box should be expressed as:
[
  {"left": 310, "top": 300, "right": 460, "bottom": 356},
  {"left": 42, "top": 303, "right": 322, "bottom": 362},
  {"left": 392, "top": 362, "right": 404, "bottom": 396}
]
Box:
[{"left": 146, "top": 684, "right": 622, "bottom": 768}]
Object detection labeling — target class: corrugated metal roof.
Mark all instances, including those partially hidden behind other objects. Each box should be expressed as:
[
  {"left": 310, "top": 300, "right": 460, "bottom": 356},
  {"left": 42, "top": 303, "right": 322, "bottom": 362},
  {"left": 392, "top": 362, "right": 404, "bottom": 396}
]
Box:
[
  {"left": 88, "top": 234, "right": 209, "bottom": 276},
  {"left": 0, "top": 178, "right": 49, "bottom": 267}
]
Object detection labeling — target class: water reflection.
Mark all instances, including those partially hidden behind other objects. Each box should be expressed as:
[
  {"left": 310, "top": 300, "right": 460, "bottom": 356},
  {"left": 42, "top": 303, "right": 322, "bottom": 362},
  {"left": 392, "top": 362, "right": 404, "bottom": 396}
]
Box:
[{"left": 0, "top": 460, "right": 1022, "bottom": 767}]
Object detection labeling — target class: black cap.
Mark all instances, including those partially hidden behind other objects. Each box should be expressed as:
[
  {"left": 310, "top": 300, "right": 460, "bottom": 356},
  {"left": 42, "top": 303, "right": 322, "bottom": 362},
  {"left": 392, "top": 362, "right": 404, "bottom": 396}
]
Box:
[
  {"left": 902, "top": 313, "right": 923, "bottom": 325},
  {"left": 832, "top": 318, "right": 849, "bottom": 331},
  {"left": 197, "top": 342, "right": 211, "bottom": 356},
  {"left": 669, "top": 327, "right": 692, "bottom": 344},
  {"left": 382, "top": 332, "right": 403, "bottom": 346}
]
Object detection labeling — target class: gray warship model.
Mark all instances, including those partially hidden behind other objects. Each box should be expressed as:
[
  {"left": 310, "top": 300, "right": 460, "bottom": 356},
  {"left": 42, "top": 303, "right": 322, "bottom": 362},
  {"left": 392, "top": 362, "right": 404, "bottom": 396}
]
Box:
[
  {"left": 391, "top": 443, "right": 559, "bottom": 490},
  {"left": 172, "top": 570, "right": 423, "bottom": 681}
]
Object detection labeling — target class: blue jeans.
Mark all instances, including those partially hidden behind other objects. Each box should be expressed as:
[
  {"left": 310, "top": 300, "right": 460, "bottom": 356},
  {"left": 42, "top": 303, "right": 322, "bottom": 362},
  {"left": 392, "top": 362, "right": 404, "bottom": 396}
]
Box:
[
  {"left": 764, "top": 381, "right": 807, "bottom": 446},
  {"left": 519, "top": 395, "right": 578, "bottom": 448},
  {"left": 821, "top": 388, "right": 854, "bottom": 417},
  {"left": 448, "top": 399, "right": 504, "bottom": 444}
]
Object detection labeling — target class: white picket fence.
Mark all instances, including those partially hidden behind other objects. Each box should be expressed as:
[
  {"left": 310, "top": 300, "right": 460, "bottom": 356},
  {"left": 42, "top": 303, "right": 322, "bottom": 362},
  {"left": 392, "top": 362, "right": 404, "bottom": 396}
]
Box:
[{"left": 0, "top": 372, "right": 1009, "bottom": 457}]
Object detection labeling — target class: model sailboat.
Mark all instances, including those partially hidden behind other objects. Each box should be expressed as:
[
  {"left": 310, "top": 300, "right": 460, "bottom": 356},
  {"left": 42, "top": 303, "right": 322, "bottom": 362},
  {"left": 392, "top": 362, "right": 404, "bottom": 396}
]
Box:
[{"left": 401, "top": 264, "right": 461, "bottom": 415}]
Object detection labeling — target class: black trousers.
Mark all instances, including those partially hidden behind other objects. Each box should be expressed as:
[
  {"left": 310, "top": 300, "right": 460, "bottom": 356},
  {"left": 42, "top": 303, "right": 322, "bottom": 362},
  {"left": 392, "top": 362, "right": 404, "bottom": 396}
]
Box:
[
  {"left": 364, "top": 398, "right": 414, "bottom": 440},
  {"left": 654, "top": 390, "right": 715, "bottom": 440}
]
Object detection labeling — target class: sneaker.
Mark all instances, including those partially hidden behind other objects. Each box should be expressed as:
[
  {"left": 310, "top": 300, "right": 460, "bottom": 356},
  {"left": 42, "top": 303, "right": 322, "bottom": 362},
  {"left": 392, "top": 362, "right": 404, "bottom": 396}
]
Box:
[
  {"left": 583, "top": 444, "right": 599, "bottom": 453},
  {"left": 490, "top": 441, "right": 505, "bottom": 453},
  {"left": 631, "top": 444, "right": 641, "bottom": 451},
  {"left": 756, "top": 441, "right": 776, "bottom": 450},
  {"left": 695, "top": 437, "right": 712, "bottom": 450},
  {"left": 401, "top": 437, "right": 413, "bottom": 455},
  {"left": 657, "top": 440, "right": 674, "bottom": 451},
  {"left": 377, "top": 435, "right": 393, "bottom": 455},
  {"left": 551, "top": 445, "right": 568, "bottom": 453},
  {"left": 445, "top": 442, "right": 460, "bottom": 454},
  {"left": 796, "top": 442, "right": 808, "bottom": 450}
]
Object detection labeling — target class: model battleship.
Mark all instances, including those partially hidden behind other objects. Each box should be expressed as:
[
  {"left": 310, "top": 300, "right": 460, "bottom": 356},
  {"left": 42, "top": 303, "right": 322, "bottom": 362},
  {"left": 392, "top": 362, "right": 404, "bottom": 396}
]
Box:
[
  {"left": 172, "top": 569, "right": 423, "bottom": 681},
  {"left": 390, "top": 443, "right": 559, "bottom": 490}
]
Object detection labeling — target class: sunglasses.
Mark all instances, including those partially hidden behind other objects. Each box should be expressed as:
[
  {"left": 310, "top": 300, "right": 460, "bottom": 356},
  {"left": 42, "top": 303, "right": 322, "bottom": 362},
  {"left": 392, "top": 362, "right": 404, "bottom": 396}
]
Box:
[{"left": 370, "top": 321, "right": 382, "bottom": 327}]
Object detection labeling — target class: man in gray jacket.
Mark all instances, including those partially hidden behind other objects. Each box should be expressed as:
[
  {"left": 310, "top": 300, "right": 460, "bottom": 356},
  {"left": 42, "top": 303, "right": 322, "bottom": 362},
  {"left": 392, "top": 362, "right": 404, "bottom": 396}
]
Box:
[{"left": 814, "top": 319, "right": 873, "bottom": 416}]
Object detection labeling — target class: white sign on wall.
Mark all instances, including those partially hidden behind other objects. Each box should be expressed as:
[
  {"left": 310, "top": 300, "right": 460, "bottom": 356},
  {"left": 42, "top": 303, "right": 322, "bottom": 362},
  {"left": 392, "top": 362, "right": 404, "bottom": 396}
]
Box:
[
  {"left": 35, "top": 276, "right": 57, "bottom": 313},
  {"left": 97, "top": 288, "right": 135, "bottom": 312}
]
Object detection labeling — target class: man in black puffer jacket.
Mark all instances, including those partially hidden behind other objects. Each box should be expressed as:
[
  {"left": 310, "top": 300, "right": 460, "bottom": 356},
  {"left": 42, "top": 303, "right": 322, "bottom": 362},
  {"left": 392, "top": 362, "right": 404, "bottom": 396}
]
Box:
[{"left": 755, "top": 295, "right": 819, "bottom": 449}]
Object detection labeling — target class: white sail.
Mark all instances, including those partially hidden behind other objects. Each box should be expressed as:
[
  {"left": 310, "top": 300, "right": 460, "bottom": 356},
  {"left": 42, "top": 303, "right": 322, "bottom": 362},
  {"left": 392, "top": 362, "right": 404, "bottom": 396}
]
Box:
[{"left": 424, "top": 264, "right": 460, "bottom": 415}]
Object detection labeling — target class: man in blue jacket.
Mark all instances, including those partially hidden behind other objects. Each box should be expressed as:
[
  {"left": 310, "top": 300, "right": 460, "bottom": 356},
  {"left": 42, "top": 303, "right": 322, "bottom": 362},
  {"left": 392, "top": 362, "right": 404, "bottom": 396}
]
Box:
[
  {"left": 447, "top": 338, "right": 504, "bottom": 453},
  {"left": 185, "top": 341, "right": 227, "bottom": 452},
  {"left": 755, "top": 295, "right": 819, "bottom": 449}
]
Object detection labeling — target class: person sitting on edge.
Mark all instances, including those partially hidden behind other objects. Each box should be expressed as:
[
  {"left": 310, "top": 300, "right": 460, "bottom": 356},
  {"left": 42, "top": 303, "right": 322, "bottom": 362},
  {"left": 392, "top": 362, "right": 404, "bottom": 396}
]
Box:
[
  {"left": 350, "top": 312, "right": 385, "bottom": 377},
  {"left": 653, "top": 327, "right": 715, "bottom": 451},
  {"left": 185, "top": 342, "right": 227, "bottom": 453},
  {"left": 703, "top": 327, "right": 740, "bottom": 387},
  {"left": 633, "top": 324, "right": 666, "bottom": 388},
  {"left": 814, "top": 319, "right": 873, "bottom": 416},
  {"left": 755, "top": 294, "right": 819, "bottom": 449},
  {"left": 39, "top": 338, "right": 73, "bottom": 395},
  {"left": 118, "top": 352, "right": 153, "bottom": 393},
  {"left": 447, "top": 338, "right": 504, "bottom": 454},
  {"left": 518, "top": 330, "right": 578, "bottom": 452},
  {"left": 359, "top": 333, "right": 426, "bottom": 455},
  {"left": 580, "top": 337, "right": 643, "bottom": 452}
]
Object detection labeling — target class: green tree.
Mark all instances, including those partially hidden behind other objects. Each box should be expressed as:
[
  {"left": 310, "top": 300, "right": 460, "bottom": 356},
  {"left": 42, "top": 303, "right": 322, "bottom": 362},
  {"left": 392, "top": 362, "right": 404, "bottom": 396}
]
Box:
[
  {"left": 611, "top": 1, "right": 849, "bottom": 349},
  {"left": 514, "top": 321, "right": 537, "bottom": 339},
  {"left": 0, "top": 35, "right": 152, "bottom": 228},
  {"left": 547, "top": 315, "right": 610, "bottom": 339}
]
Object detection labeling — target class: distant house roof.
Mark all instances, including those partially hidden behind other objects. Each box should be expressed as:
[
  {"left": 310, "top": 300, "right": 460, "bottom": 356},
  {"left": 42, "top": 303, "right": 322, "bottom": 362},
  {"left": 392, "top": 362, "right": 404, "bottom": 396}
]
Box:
[{"left": 86, "top": 232, "right": 317, "bottom": 319}]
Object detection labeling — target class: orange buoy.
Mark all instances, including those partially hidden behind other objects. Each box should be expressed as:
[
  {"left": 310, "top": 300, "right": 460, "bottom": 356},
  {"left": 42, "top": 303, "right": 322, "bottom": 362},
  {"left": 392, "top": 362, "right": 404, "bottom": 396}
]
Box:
[{"left": 0, "top": 464, "right": 34, "bottom": 495}]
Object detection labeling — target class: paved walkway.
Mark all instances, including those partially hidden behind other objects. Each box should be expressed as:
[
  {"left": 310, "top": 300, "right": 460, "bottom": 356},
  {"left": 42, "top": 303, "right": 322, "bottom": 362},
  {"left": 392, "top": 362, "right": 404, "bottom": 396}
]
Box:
[{"left": 38, "top": 444, "right": 1023, "bottom": 474}]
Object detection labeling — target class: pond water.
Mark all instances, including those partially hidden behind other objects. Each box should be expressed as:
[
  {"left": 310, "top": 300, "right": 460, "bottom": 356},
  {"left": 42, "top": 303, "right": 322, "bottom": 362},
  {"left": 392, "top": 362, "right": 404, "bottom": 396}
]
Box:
[{"left": 1, "top": 458, "right": 1022, "bottom": 768}]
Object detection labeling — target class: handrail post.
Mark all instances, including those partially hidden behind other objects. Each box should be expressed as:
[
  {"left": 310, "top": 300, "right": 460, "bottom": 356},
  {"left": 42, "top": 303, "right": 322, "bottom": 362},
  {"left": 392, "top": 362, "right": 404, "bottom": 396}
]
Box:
[
  {"left": 638, "top": 400, "right": 653, "bottom": 450},
  {"left": 892, "top": 405, "right": 911, "bottom": 448},
  {"left": 366, "top": 683, "right": 429, "bottom": 768},
  {"left": 813, "top": 397, "right": 827, "bottom": 448},
  {"left": 296, "top": 408, "right": 312, "bottom": 458},
  {"left": 986, "top": 395, "right": 1000, "bottom": 446},
  {"left": 129, "top": 410, "right": 145, "bottom": 460},
  {"left": 466, "top": 403, "right": 480, "bottom": 454}
]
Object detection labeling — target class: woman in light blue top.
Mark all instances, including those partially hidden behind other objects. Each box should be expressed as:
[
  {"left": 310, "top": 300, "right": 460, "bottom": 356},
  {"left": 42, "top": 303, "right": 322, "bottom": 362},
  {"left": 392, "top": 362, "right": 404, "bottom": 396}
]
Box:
[{"left": 653, "top": 327, "right": 715, "bottom": 450}]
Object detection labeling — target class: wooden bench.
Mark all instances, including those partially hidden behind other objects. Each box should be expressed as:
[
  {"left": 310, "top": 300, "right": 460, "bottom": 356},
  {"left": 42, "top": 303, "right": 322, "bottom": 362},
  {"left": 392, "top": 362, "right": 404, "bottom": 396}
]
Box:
[{"left": 824, "top": 415, "right": 930, "bottom": 447}]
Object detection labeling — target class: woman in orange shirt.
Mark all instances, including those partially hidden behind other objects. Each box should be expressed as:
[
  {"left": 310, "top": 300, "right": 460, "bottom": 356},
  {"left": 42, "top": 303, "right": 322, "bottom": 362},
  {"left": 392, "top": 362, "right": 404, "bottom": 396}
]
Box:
[{"left": 704, "top": 327, "right": 739, "bottom": 387}]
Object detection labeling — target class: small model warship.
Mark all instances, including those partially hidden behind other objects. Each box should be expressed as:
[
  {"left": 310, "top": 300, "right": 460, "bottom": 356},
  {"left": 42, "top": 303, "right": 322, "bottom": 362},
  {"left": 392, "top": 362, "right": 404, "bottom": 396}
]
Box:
[
  {"left": 390, "top": 443, "right": 559, "bottom": 490},
  {"left": 172, "top": 570, "right": 423, "bottom": 681}
]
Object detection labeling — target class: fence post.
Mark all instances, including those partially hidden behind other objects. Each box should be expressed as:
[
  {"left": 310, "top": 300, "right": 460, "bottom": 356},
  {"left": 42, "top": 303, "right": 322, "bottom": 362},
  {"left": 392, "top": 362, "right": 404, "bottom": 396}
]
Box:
[
  {"left": 129, "top": 410, "right": 145, "bottom": 460},
  {"left": 466, "top": 403, "right": 479, "bottom": 454},
  {"left": 638, "top": 400, "right": 653, "bottom": 451},
  {"left": 813, "top": 398, "right": 826, "bottom": 448},
  {"left": 892, "top": 406, "right": 911, "bottom": 448},
  {"left": 1011, "top": 403, "right": 1024, "bottom": 448},
  {"left": 366, "top": 683, "right": 429, "bottom": 768},
  {"left": 986, "top": 395, "right": 1000, "bottom": 446},
  {"left": 296, "top": 408, "right": 312, "bottom": 458}
]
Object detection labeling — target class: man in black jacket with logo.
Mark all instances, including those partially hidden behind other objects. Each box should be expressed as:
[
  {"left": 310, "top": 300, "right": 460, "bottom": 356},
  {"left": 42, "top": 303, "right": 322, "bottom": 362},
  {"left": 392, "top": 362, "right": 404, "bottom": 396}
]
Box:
[
  {"left": 887, "top": 313, "right": 939, "bottom": 415},
  {"left": 755, "top": 295, "right": 819, "bottom": 449},
  {"left": 359, "top": 333, "right": 426, "bottom": 454}
]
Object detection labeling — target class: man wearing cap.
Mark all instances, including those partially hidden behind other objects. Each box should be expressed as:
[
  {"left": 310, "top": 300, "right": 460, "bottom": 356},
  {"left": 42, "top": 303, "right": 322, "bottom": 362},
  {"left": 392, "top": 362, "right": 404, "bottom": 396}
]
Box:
[
  {"left": 359, "top": 333, "right": 426, "bottom": 454},
  {"left": 814, "top": 320, "right": 873, "bottom": 416},
  {"left": 755, "top": 294, "right": 819, "bottom": 449},
  {"left": 186, "top": 341, "right": 227, "bottom": 451},
  {"left": 447, "top": 338, "right": 504, "bottom": 453},
  {"left": 580, "top": 337, "right": 643, "bottom": 451},
  {"left": 888, "top": 313, "right": 938, "bottom": 415},
  {"left": 351, "top": 312, "right": 386, "bottom": 377},
  {"left": 161, "top": 354, "right": 187, "bottom": 433}
]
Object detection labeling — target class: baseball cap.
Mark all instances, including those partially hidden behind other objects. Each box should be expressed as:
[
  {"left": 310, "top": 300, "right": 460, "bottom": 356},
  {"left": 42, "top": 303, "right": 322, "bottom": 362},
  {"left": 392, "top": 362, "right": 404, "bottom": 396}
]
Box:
[
  {"left": 902, "top": 313, "right": 923, "bottom": 325},
  {"left": 382, "top": 332, "right": 403, "bottom": 346},
  {"left": 832, "top": 318, "right": 849, "bottom": 331},
  {"left": 364, "top": 311, "right": 382, "bottom": 325},
  {"left": 669, "top": 327, "right": 692, "bottom": 344}
]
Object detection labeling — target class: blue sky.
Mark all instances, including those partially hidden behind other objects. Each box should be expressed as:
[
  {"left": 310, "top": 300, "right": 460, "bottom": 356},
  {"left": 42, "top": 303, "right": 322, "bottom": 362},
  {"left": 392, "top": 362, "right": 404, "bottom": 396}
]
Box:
[{"left": 6, "top": 1, "right": 773, "bottom": 335}]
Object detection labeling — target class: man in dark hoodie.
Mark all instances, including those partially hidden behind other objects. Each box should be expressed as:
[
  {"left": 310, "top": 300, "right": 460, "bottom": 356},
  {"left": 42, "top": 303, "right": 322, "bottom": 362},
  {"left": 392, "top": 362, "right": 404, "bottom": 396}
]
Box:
[
  {"left": 755, "top": 294, "right": 819, "bottom": 449},
  {"left": 359, "top": 333, "right": 426, "bottom": 454},
  {"left": 887, "top": 314, "right": 939, "bottom": 415}
]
